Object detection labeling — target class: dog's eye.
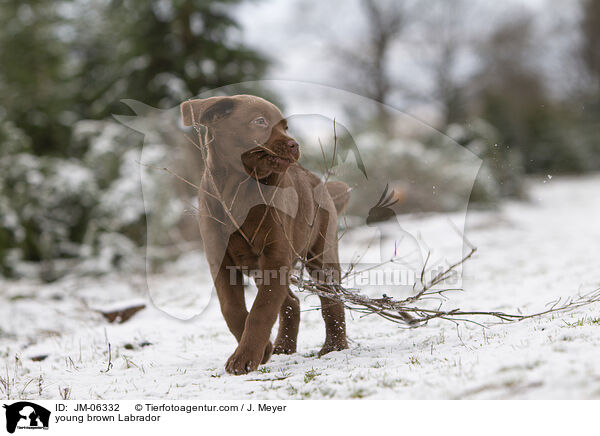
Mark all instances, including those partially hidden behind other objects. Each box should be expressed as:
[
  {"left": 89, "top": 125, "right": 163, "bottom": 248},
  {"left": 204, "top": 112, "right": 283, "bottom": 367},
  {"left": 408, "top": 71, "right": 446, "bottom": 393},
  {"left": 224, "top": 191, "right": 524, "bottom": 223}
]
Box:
[{"left": 252, "top": 117, "right": 268, "bottom": 127}]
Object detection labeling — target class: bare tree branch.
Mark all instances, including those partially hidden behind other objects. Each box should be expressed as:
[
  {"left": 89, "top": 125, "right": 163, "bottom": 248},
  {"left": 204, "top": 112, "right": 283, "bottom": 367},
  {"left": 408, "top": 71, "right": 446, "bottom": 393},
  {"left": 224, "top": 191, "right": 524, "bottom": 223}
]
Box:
[{"left": 290, "top": 246, "right": 600, "bottom": 328}]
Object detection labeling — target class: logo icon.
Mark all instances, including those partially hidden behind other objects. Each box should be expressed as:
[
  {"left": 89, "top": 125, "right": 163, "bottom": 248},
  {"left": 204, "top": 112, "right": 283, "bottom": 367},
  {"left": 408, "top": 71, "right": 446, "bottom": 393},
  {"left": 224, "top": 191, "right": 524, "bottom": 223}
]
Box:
[{"left": 3, "top": 402, "right": 50, "bottom": 433}]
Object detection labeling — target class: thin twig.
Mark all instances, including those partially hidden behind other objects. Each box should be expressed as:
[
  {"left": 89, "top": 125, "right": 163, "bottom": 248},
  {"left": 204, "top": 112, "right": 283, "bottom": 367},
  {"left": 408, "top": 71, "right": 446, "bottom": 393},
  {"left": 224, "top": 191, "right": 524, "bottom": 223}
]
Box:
[{"left": 290, "top": 246, "right": 600, "bottom": 328}]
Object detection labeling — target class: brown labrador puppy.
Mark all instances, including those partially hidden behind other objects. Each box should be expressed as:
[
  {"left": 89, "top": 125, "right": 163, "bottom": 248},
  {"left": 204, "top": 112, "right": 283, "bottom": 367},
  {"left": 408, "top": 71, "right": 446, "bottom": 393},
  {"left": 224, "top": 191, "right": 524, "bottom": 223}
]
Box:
[{"left": 181, "top": 95, "right": 349, "bottom": 374}]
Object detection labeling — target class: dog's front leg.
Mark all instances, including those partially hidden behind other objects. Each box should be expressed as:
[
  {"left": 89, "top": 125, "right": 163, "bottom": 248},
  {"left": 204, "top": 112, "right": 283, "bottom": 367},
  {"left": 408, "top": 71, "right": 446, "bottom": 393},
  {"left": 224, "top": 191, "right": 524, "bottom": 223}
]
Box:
[
  {"left": 225, "top": 257, "right": 289, "bottom": 375},
  {"left": 215, "top": 256, "right": 248, "bottom": 343}
]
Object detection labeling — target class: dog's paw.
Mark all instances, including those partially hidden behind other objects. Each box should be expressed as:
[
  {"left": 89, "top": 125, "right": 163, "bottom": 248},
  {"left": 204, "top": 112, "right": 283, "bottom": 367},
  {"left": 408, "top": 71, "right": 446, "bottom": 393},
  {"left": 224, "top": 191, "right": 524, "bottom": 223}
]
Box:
[
  {"left": 318, "top": 338, "right": 348, "bottom": 357},
  {"left": 262, "top": 342, "right": 273, "bottom": 364},
  {"left": 225, "top": 347, "right": 263, "bottom": 375},
  {"left": 273, "top": 337, "right": 297, "bottom": 355}
]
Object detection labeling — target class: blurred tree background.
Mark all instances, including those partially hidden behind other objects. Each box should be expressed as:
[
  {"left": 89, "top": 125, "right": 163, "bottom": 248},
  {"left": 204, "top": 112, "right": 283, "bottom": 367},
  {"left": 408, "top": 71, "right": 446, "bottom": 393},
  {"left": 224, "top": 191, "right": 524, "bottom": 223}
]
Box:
[
  {"left": 0, "top": 0, "right": 599, "bottom": 280},
  {"left": 0, "top": 0, "right": 267, "bottom": 278},
  {"left": 308, "top": 0, "right": 600, "bottom": 211}
]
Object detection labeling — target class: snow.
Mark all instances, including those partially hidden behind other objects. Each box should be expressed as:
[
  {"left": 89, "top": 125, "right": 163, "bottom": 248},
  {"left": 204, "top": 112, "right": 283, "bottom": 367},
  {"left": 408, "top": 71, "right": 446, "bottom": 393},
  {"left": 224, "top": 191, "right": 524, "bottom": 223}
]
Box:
[{"left": 1, "top": 175, "right": 599, "bottom": 399}]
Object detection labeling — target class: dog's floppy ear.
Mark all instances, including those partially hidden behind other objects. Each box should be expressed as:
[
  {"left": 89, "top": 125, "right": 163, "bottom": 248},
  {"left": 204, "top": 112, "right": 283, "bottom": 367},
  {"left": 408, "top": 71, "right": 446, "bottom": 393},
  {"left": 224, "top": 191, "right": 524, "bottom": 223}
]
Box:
[{"left": 180, "top": 97, "right": 235, "bottom": 127}]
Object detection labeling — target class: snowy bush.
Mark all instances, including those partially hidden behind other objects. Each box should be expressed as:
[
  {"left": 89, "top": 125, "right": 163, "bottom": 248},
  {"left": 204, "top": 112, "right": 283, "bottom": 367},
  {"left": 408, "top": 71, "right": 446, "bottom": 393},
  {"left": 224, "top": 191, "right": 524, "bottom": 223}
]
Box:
[
  {"left": 0, "top": 118, "right": 184, "bottom": 279},
  {"left": 449, "top": 119, "right": 527, "bottom": 200},
  {"left": 323, "top": 126, "right": 500, "bottom": 218}
]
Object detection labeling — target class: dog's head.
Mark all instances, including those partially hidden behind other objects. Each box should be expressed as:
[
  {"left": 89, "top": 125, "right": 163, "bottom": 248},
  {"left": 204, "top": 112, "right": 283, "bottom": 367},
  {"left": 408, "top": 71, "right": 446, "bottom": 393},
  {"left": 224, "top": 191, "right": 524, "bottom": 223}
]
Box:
[{"left": 181, "top": 95, "right": 300, "bottom": 178}]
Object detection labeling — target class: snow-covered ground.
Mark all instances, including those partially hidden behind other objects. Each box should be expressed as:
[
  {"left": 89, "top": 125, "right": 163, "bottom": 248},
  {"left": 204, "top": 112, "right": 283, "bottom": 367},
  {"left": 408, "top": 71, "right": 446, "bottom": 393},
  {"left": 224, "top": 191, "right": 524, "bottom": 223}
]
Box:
[{"left": 1, "top": 175, "right": 599, "bottom": 400}]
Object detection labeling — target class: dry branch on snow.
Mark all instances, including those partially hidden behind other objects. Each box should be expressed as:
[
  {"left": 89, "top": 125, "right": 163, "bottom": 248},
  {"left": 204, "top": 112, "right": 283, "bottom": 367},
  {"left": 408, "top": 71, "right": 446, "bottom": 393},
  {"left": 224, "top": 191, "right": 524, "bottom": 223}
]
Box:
[{"left": 290, "top": 246, "right": 600, "bottom": 327}]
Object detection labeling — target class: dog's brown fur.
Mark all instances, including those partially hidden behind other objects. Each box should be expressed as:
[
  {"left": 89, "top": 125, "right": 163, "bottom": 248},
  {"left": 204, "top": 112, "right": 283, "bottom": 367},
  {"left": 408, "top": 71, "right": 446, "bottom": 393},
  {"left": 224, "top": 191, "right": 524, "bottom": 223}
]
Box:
[{"left": 181, "top": 95, "right": 349, "bottom": 374}]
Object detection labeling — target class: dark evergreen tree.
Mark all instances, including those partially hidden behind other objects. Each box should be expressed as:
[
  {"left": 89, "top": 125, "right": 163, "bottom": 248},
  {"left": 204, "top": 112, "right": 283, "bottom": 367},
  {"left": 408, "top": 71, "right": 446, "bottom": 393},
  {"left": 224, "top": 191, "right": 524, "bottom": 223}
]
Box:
[{"left": 0, "top": 0, "right": 268, "bottom": 155}]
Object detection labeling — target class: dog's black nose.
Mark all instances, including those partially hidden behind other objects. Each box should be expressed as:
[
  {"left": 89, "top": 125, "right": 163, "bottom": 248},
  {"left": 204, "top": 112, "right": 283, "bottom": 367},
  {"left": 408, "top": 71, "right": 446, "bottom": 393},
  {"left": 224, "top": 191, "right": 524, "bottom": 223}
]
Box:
[{"left": 287, "top": 140, "right": 299, "bottom": 152}]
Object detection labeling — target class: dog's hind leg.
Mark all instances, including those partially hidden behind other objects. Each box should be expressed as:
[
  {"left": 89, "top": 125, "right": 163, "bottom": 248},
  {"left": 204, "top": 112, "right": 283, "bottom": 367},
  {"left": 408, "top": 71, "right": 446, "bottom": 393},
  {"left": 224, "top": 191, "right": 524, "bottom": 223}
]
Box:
[
  {"left": 316, "top": 289, "right": 348, "bottom": 356},
  {"left": 273, "top": 288, "right": 300, "bottom": 354},
  {"left": 306, "top": 252, "right": 348, "bottom": 356}
]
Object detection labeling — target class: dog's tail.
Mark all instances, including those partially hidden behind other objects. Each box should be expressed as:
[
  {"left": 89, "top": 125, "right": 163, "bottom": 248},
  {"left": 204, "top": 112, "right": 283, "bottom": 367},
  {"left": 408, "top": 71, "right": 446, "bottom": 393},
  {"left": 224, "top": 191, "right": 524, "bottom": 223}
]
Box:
[{"left": 325, "top": 181, "right": 351, "bottom": 214}]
